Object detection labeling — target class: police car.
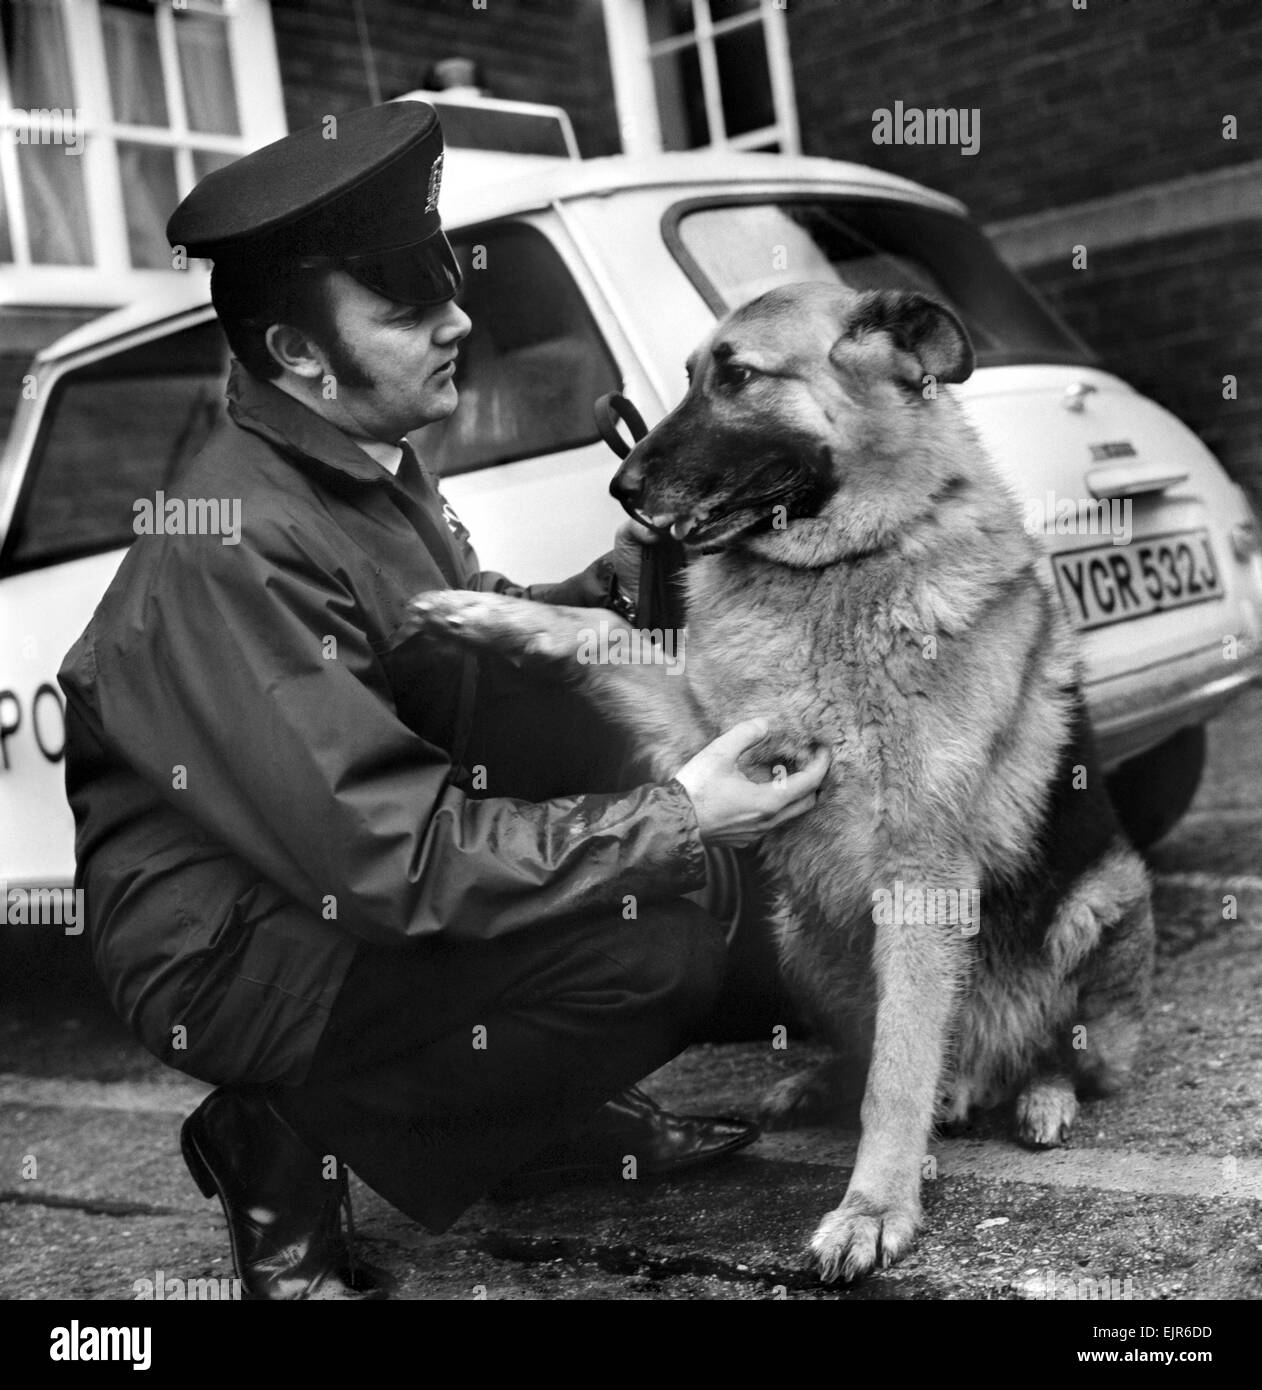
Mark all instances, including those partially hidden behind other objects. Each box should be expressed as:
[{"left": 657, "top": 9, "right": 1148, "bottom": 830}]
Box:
[{"left": 2, "top": 94, "right": 1260, "bottom": 1013}]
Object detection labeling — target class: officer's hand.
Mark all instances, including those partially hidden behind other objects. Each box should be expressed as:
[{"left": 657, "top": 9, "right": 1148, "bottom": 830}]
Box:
[
  {"left": 673, "top": 719, "right": 830, "bottom": 848},
  {"left": 612, "top": 519, "right": 660, "bottom": 607}
]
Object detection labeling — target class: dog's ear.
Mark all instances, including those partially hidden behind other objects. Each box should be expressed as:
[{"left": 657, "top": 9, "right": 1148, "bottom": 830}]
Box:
[{"left": 835, "top": 291, "right": 975, "bottom": 386}]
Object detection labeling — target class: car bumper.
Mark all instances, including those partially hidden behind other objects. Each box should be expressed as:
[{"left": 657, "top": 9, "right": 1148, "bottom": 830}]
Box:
[{"left": 1089, "top": 640, "right": 1262, "bottom": 768}]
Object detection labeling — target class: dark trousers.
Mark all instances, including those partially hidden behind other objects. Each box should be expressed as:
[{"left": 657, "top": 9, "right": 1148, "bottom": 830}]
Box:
[{"left": 267, "top": 898, "right": 726, "bottom": 1232}]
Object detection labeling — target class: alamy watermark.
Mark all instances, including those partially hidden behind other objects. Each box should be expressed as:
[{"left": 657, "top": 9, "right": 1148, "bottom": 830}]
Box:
[
  {"left": 1006, "top": 1272, "right": 1137, "bottom": 1301},
  {"left": 8, "top": 107, "right": 84, "bottom": 156},
  {"left": 133, "top": 491, "right": 241, "bottom": 546},
  {"left": 576, "top": 619, "right": 686, "bottom": 676},
  {"left": 1, "top": 883, "right": 83, "bottom": 934},
  {"left": 49, "top": 1323, "right": 150, "bottom": 1370},
  {"left": 1023, "top": 492, "right": 1133, "bottom": 545},
  {"left": 871, "top": 878, "right": 979, "bottom": 935},
  {"left": 133, "top": 1269, "right": 240, "bottom": 1300},
  {"left": 872, "top": 102, "right": 980, "bottom": 157}
]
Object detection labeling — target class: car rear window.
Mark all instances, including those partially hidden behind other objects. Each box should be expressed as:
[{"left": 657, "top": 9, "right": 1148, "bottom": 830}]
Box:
[
  {"left": 666, "top": 198, "right": 1093, "bottom": 369},
  {"left": 0, "top": 320, "right": 228, "bottom": 576}
]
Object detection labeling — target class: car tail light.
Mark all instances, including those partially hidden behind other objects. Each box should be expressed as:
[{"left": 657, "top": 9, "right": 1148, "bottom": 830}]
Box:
[{"left": 1231, "top": 518, "right": 1260, "bottom": 562}]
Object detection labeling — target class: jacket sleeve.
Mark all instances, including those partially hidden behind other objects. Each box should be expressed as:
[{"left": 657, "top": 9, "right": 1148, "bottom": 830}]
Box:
[
  {"left": 473, "top": 554, "right": 618, "bottom": 608},
  {"left": 73, "top": 520, "right": 705, "bottom": 949}
]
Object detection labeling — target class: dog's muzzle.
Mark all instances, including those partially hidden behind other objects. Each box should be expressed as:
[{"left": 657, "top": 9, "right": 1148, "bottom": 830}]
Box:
[
  {"left": 610, "top": 445, "right": 686, "bottom": 537},
  {"left": 615, "top": 446, "right": 835, "bottom": 551}
]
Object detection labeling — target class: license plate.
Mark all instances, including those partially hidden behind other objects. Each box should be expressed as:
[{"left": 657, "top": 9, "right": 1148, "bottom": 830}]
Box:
[{"left": 1052, "top": 529, "right": 1223, "bottom": 631}]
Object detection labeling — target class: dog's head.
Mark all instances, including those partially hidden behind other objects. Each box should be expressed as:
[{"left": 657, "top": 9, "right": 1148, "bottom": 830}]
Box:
[{"left": 611, "top": 283, "right": 976, "bottom": 564}]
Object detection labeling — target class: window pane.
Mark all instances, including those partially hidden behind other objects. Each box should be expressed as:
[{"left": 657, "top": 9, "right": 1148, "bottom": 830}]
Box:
[
  {"left": 673, "top": 202, "right": 1093, "bottom": 368},
  {"left": 5, "top": 0, "right": 76, "bottom": 109},
  {"left": 417, "top": 224, "right": 620, "bottom": 476},
  {"left": 647, "top": 0, "right": 697, "bottom": 43},
  {"left": 101, "top": 1, "right": 169, "bottom": 126},
  {"left": 117, "top": 142, "right": 179, "bottom": 268},
  {"left": 651, "top": 47, "right": 708, "bottom": 150},
  {"left": 177, "top": 13, "right": 241, "bottom": 136},
  {"left": 0, "top": 179, "right": 12, "bottom": 261},
  {"left": 715, "top": 23, "right": 774, "bottom": 138},
  {"left": 710, "top": 0, "right": 761, "bottom": 22},
  {"left": 192, "top": 148, "right": 237, "bottom": 182},
  {"left": 2, "top": 323, "right": 230, "bottom": 575},
  {"left": 19, "top": 141, "right": 92, "bottom": 265}
]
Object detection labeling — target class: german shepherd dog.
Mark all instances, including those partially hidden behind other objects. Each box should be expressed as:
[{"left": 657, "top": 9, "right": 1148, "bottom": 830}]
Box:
[{"left": 408, "top": 283, "right": 1155, "bottom": 1282}]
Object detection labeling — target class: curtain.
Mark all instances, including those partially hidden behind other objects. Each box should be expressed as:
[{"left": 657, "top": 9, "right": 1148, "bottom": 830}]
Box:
[
  {"left": 116, "top": 140, "right": 176, "bottom": 268},
  {"left": 6, "top": 0, "right": 92, "bottom": 263},
  {"left": 101, "top": 2, "right": 168, "bottom": 127},
  {"left": 176, "top": 12, "right": 239, "bottom": 136}
]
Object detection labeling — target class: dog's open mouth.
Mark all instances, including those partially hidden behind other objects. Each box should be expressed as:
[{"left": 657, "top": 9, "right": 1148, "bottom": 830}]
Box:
[{"left": 656, "top": 456, "right": 833, "bottom": 553}]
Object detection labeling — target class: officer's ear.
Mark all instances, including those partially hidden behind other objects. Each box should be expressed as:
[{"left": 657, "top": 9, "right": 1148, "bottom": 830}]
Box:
[{"left": 264, "top": 322, "right": 327, "bottom": 381}]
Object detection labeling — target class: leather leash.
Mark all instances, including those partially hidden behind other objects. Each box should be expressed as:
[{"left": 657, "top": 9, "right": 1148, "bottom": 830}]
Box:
[{"left": 593, "top": 392, "right": 688, "bottom": 631}]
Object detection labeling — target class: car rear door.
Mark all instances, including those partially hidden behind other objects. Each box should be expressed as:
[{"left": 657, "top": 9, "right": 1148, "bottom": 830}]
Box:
[{"left": 0, "top": 314, "right": 227, "bottom": 885}]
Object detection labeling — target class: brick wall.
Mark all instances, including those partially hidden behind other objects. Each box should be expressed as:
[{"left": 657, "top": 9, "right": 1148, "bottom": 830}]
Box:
[
  {"left": 270, "top": 0, "right": 620, "bottom": 156},
  {"left": 785, "top": 0, "right": 1258, "bottom": 220}
]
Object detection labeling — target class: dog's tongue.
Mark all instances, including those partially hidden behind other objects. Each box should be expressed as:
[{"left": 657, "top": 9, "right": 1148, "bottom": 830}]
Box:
[{"left": 669, "top": 517, "right": 695, "bottom": 541}]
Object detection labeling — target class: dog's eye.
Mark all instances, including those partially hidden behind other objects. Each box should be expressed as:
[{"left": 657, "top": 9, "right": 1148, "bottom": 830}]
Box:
[{"left": 721, "top": 362, "right": 755, "bottom": 390}]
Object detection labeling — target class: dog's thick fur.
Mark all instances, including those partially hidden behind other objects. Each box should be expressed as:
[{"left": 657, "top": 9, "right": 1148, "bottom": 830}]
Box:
[{"left": 409, "top": 283, "right": 1155, "bottom": 1281}]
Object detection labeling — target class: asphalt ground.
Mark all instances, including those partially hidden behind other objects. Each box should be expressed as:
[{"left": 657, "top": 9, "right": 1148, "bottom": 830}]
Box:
[{"left": 0, "top": 688, "right": 1258, "bottom": 1358}]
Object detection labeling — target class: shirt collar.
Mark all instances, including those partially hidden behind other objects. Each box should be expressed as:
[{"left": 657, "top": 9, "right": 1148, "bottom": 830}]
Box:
[{"left": 356, "top": 436, "right": 404, "bottom": 476}]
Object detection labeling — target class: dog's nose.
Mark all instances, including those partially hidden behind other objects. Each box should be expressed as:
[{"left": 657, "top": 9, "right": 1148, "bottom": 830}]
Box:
[{"left": 610, "top": 451, "right": 648, "bottom": 507}]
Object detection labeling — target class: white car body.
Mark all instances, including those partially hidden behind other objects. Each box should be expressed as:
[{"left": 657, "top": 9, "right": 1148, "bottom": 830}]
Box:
[{"left": 2, "top": 143, "right": 1260, "bottom": 889}]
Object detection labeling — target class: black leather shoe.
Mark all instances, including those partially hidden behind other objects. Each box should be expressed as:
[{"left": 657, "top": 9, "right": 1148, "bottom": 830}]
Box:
[
  {"left": 490, "top": 1086, "right": 759, "bottom": 1198},
  {"left": 181, "top": 1087, "right": 389, "bottom": 1300}
]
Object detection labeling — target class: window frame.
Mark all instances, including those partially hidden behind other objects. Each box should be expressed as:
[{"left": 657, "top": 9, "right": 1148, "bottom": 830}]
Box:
[
  {"left": 601, "top": 0, "right": 799, "bottom": 156},
  {"left": 0, "top": 0, "right": 285, "bottom": 306}
]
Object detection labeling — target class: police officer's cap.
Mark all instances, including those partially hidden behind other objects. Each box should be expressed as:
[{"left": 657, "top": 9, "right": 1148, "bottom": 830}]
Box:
[{"left": 167, "top": 101, "right": 461, "bottom": 307}]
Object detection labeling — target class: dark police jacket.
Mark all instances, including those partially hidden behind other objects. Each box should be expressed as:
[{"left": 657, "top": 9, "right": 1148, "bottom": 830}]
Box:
[{"left": 57, "top": 363, "right": 706, "bottom": 1086}]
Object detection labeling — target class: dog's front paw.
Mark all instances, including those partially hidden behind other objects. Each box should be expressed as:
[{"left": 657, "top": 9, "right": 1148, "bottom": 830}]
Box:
[
  {"left": 407, "top": 590, "right": 508, "bottom": 641},
  {"left": 1014, "top": 1075, "right": 1078, "bottom": 1148},
  {"left": 406, "top": 591, "right": 574, "bottom": 662},
  {"left": 809, "top": 1191, "right": 921, "bottom": 1283}
]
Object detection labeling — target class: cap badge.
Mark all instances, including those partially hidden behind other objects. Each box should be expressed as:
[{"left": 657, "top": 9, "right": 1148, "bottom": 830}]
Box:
[{"left": 425, "top": 152, "right": 444, "bottom": 215}]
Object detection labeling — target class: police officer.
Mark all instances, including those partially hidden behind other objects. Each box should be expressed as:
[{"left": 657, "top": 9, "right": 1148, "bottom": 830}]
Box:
[{"left": 57, "top": 102, "right": 828, "bottom": 1300}]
